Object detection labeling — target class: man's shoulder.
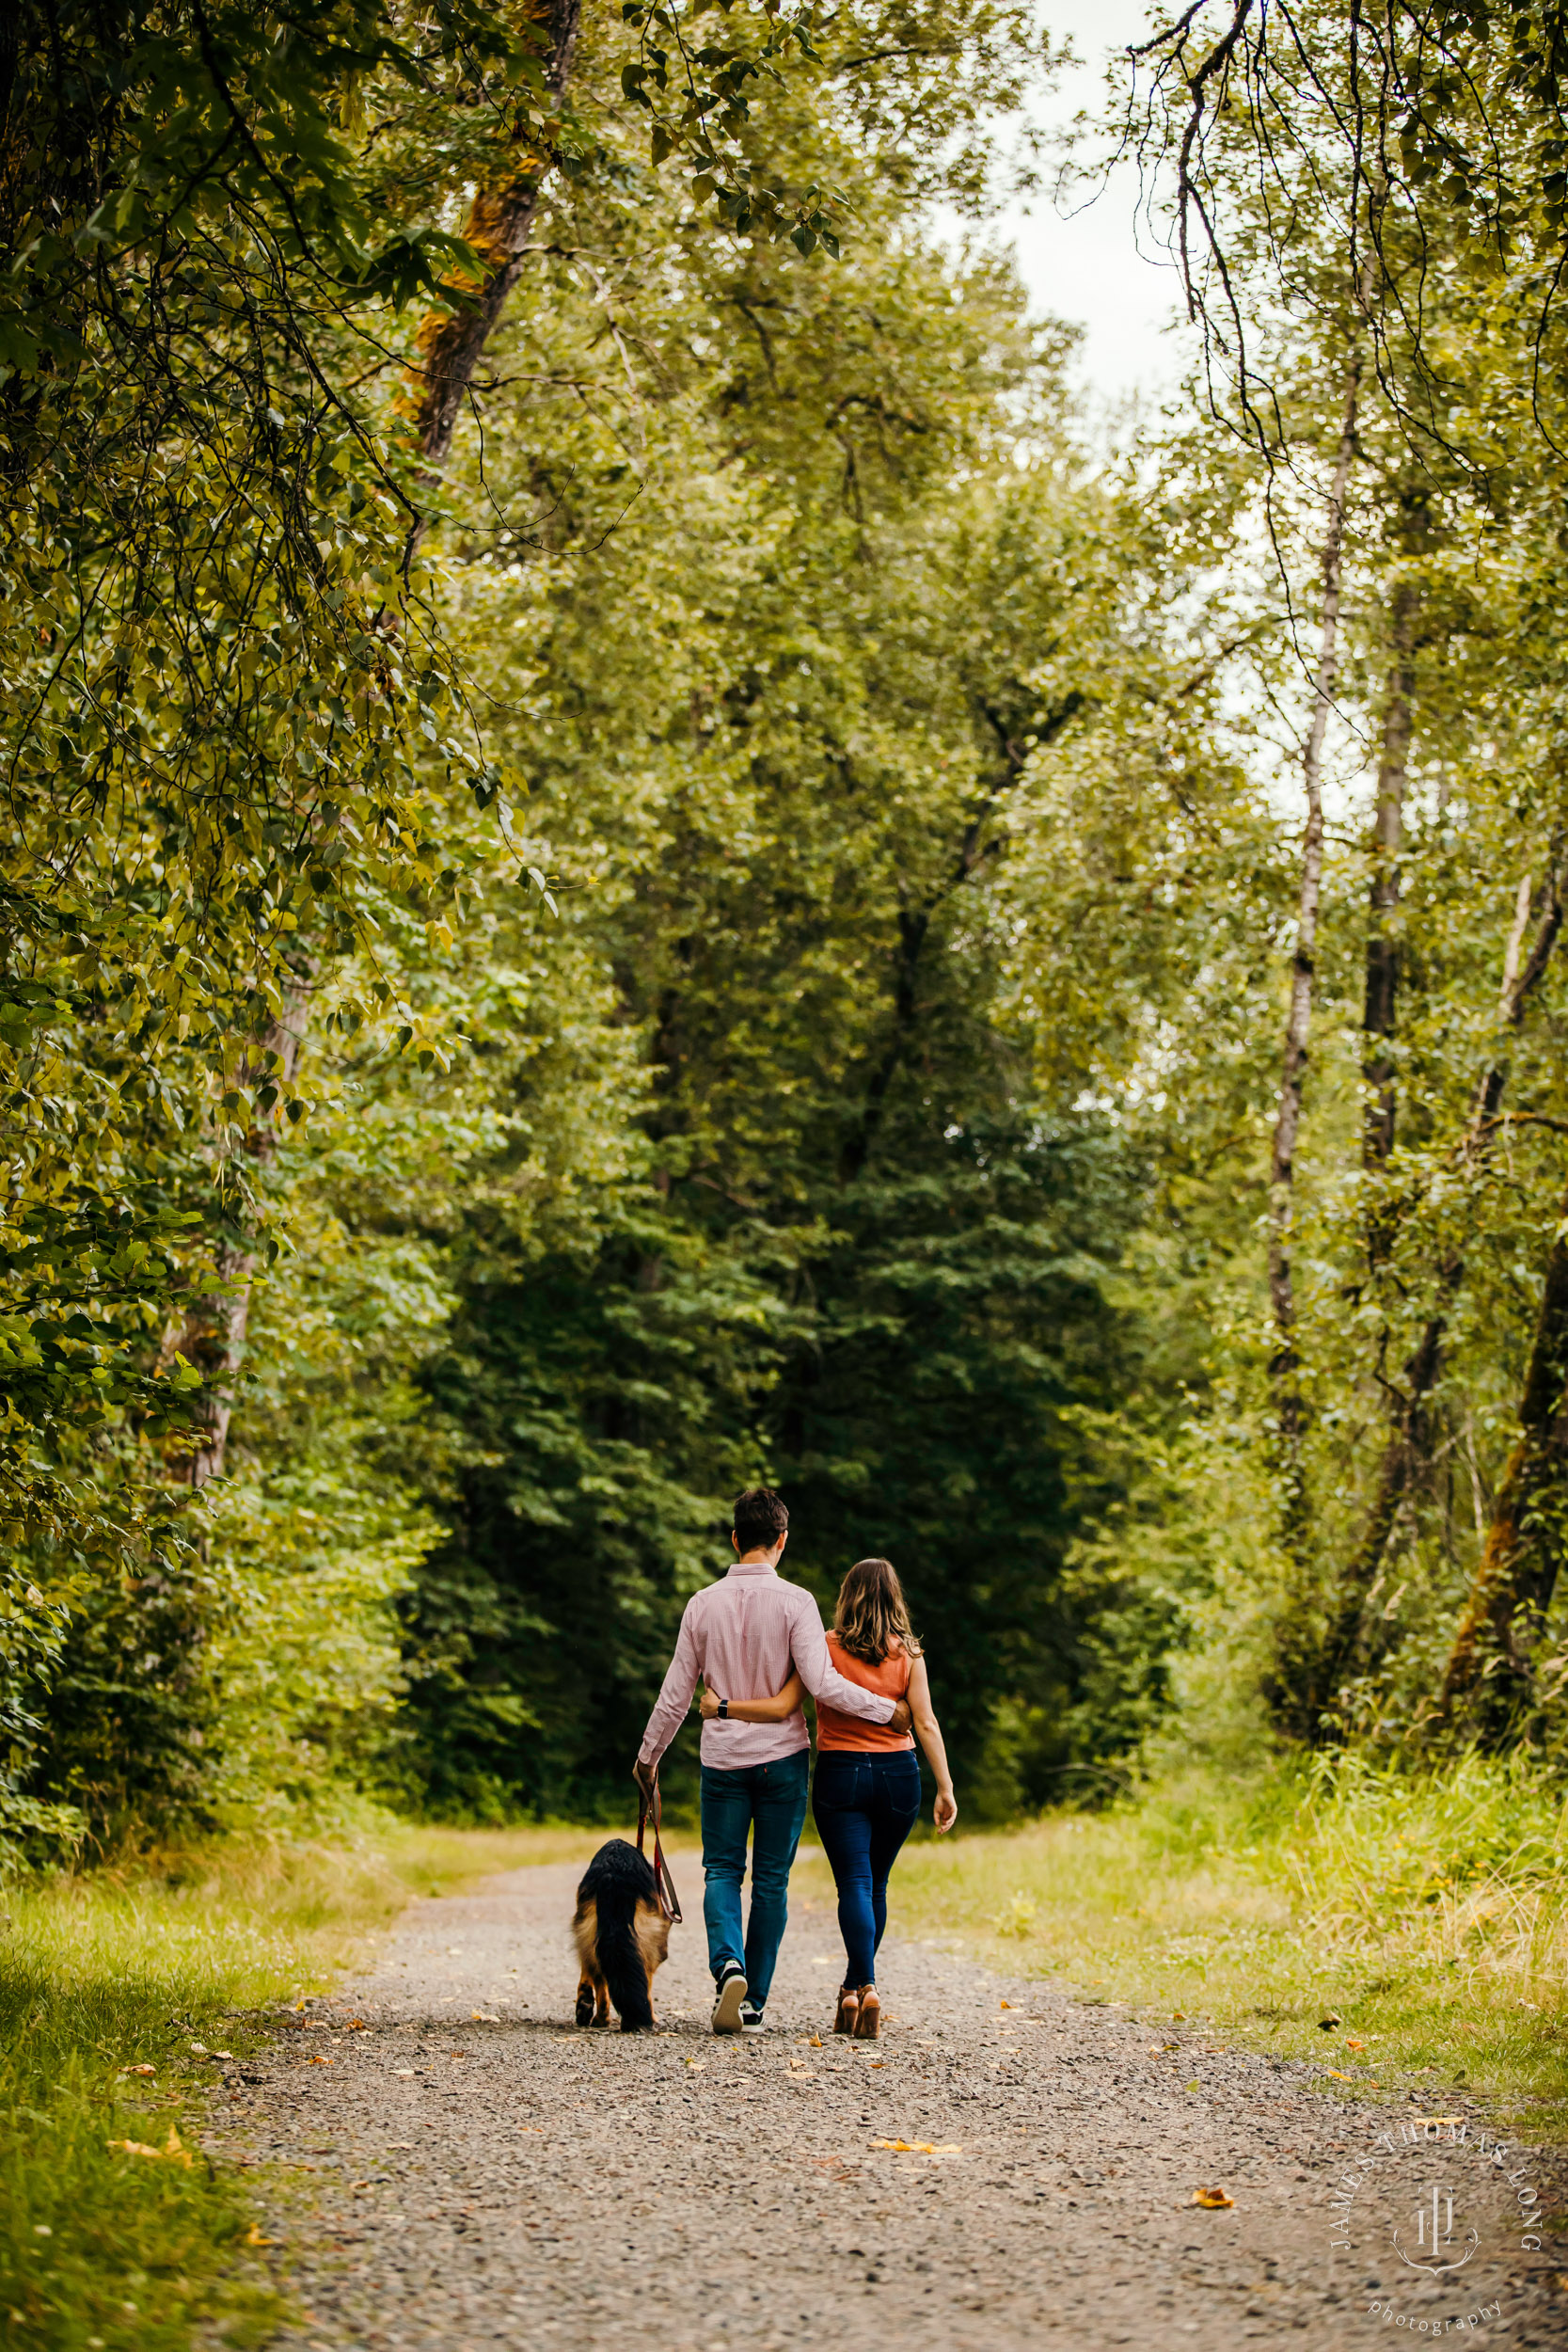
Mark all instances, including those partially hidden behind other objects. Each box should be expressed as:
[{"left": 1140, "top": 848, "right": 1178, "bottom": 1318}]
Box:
[{"left": 773, "top": 1575, "right": 823, "bottom": 1616}]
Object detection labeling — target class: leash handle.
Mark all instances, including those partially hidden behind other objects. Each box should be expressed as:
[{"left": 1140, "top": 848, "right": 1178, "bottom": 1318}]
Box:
[{"left": 638, "top": 1773, "right": 683, "bottom": 1924}]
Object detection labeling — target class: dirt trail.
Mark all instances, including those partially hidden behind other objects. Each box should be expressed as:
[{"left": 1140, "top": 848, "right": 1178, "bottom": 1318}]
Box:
[{"left": 209, "top": 1854, "right": 1566, "bottom": 2350}]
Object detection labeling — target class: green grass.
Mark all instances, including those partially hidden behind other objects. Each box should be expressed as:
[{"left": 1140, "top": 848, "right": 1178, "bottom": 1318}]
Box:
[
  {"left": 8, "top": 1765, "right": 1565, "bottom": 2347},
  {"left": 0, "top": 1822, "right": 582, "bottom": 2351},
  {"left": 796, "top": 1753, "right": 1568, "bottom": 2139}
]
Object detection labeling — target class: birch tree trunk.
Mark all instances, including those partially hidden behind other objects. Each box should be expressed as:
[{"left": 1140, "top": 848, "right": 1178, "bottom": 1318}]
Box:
[
  {"left": 1267, "top": 355, "right": 1360, "bottom": 1532},
  {"left": 172, "top": 8, "right": 584, "bottom": 1485},
  {"left": 1361, "top": 579, "right": 1419, "bottom": 1169},
  {"left": 166, "top": 994, "right": 309, "bottom": 1488}
]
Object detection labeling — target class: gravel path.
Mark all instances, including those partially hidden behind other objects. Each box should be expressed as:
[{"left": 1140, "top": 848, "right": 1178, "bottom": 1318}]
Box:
[{"left": 208, "top": 1852, "right": 1566, "bottom": 2349}]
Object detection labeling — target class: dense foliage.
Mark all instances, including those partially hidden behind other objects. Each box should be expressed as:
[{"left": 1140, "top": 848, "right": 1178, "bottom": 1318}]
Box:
[{"left": 8, "top": 0, "right": 1568, "bottom": 1858}]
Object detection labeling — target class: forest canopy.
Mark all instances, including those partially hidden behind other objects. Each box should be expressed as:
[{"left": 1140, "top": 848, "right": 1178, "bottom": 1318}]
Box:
[{"left": 4, "top": 0, "right": 1568, "bottom": 1852}]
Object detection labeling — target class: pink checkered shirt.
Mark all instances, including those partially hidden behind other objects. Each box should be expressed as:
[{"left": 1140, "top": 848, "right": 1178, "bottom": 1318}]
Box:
[{"left": 637, "top": 1558, "right": 896, "bottom": 1771}]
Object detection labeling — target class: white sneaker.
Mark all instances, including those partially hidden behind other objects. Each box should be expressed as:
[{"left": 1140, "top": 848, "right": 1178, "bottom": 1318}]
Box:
[{"left": 711, "top": 1964, "right": 748, "bottom": 2033}]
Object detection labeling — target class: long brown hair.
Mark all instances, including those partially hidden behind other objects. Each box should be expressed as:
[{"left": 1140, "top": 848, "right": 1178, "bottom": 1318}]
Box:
[{"left": 832, "top": 1557, "right": 922, "bottom": 1666}]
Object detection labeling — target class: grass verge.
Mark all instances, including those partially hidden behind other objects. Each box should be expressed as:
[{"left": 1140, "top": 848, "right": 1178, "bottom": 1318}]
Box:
[
  {"left": 795, "top": 1753, "right": 1568, "bottom": 2140},
  {"left": 0, "top": 1821, "right": 579, "bottom": 2351}
]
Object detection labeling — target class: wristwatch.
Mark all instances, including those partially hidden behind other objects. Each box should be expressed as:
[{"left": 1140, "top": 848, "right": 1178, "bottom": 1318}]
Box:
[{"left": 718, "top": 1698, "right": 728, "bottom": 1719}]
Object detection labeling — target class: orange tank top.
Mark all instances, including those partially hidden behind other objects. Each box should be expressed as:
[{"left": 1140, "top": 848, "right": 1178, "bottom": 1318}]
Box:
[{"left": 815, "top": 1631, "right": 915, "bottom": 1752}]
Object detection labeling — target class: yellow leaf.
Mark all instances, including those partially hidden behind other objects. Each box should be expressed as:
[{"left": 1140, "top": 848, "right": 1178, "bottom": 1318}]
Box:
[
  {"left": 245, "top": 2224, "right": 277, "bottom": 2248},
  {"left": 106, "top": 2138, "right": 164, "bottom": 2158},
  {"left": 873, "top": 2138, "right": 962, "bottom": 2155},
  {"left": 1192, "top": 2186, "right": 1233, "bottom": 2210}
]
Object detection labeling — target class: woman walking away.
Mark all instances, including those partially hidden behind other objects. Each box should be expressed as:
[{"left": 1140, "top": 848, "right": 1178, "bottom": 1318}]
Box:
[{"left": 701, "top": 1556, "right": 956, "bottom": 2039}]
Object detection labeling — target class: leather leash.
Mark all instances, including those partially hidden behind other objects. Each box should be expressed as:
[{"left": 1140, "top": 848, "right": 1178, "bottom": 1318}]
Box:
[{"left": 637, "top": 1774, "right": 683, "bottom": 1924}]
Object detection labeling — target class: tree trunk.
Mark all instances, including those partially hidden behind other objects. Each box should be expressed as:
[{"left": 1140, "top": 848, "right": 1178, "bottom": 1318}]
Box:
[
  {"left": 166, "top": 997, "right": 309, "bottom": 1488},
  {"left": 1266, "top": 353, "right": 1359, "bottom": 1528},
  {"left": 839, "top": 700, "right": 1035, "bottom": 1184},
  {"left": 174, "top": 13, "right": 586, "bottom": 1480},
  {"left": 1361, "top": 579, "right": 1418, "bottom": 1168},
  {"left": 1305, "top": 859, "right": 1567, "bottom": 1718},
  {"left": 1435, "top": 1176, "right": 1568, "bottom": 1741},
  {"left": 412, "top": 0, "right": 581, "bottom": 470}
]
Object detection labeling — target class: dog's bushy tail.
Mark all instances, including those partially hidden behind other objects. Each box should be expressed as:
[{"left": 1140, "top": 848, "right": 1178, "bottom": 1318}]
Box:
[{"left": 594, "top": 1882, "right": 656, "bottom": 2031}]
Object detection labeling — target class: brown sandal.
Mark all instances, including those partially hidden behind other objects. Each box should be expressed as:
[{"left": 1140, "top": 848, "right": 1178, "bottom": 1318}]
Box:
[
  {"left": 853, "top": 1984, "right": 880, "bottom": 2040},
  {"left": 833, "top": 1985, "right": 861, "bottom": 2036}
]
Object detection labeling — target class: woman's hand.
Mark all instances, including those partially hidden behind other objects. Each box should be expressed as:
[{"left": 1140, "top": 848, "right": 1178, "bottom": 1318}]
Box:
[
  {"left": 933, "top": 1784, "right": 958, "bottom": 1834},
  {"left": 698, "top": 1672, "right": 804, "bottom": 1724}
]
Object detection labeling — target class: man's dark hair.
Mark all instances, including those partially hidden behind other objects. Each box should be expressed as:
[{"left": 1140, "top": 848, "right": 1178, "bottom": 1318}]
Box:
[{"left": 732, "top": 1487, "right": 789, "bottom": 1551}]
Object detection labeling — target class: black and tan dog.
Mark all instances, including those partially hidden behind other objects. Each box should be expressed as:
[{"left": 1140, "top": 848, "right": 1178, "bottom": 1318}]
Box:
[{"left": 572, "top": 1838, "right": 671, "bottom": 2030}]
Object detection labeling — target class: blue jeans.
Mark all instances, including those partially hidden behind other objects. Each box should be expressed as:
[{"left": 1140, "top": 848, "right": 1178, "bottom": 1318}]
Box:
[
  {"left": 811, "top": 1749, "right": 922, "bottom": 1989},
  {"left": 699, "top": 1750, "right": 811, "bottom": 2007}
]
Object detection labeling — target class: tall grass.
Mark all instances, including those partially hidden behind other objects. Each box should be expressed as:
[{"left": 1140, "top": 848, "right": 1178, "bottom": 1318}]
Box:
[
  {"left": 0, "top": 1824, "right": 581, "bottom": 2351},
  {"left": 796, "top": 1753, "right": 1568, "bottom": 2135}
]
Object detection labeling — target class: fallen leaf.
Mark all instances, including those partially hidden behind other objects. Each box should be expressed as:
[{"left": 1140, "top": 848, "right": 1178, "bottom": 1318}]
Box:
[
  {"left": 1412, "top": 2116, "right": 1465, "bottom": 2129},
  {"left": 245, "top": 2224, "right": 277, "bottom": 2248},
  {"left": 213, "top": 2049, "right": 234, "bottom": 2060},
  {"left": 164, "top": 2126, "right": 192, "bottom": 2168},
  {"left": 308, "top": 2055, "right": 333, "bottom": 2066},
  {"left": 119, "top": 2063, "right": 156, "bottom": 2078},
  {"left": 808, "top": 2036, "right": 822, "bottom": 2047},
  {"left": 1324, "top": 2069, "right": 1351, "bottom": 2080},
  {"left": 1319, "top": 2012, "right": 1342, "bottom": 2030},
  {"left": 470, "top": 2010, "right": 499, "bottom": 2024},
  {"left": 189, "top": 2042, "right": 208, "bottom": 2055},
  {"left": 344, "top": 2019, "right": 367, "bottom": 2030},
  {"left": 107, "top": 2138, "right": 165, "bottom": 2159},
  {"left": 1191, "top": 2186, "right": 1234, "bottom": 2210},
  {"left": 999, "top": 2000, "right": 1013, "bottom": 2010},
  {"left": 1186, "top": 2080, "right": 1201, "bottom": 2093},
  {"left": 1344, "top": 2037, "right": 1365, "bottom": 2051},
  {"left": 392, "top": 2067, "right": 415, "bottom": 2078},
  {"left": 873, "top": 2139, "right": 962, "bottom": 2155}
]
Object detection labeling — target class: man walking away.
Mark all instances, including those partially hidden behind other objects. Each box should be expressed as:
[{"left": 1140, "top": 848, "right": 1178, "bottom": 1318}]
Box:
[{"left": 635, "top": 1489, "right": 910, "bottom": 2034}]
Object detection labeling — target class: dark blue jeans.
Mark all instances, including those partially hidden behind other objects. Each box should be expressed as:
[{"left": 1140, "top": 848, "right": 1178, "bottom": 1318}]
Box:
[
  {"left": 699, "top": 1750, "right": 811, "bottom": 2007},
  {"left": 812, "top": 1749, "right": 922, "bottom": 1989}
]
